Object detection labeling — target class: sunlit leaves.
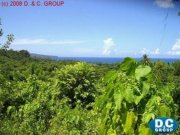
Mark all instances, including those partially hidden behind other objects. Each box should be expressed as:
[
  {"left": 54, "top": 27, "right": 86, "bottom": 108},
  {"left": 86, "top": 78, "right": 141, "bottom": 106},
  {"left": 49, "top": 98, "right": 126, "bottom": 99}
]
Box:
[
  {"left": 96, "top": 58, "right": 177, "bottom": 135},
  {"left": 0, "top": 52, "right": 179, "bottom": 135},
  {"left": 55, "top": 62, "right": 98, "bottom": 107},
  {"left": 124, "top": 111, "right": 137, "bottom": 135},
  {"left": 135, "top": 65, "right": 151, "bottom": 81},
  {"left": 120, "top": 57, "right": 137, "bottom": 75}
]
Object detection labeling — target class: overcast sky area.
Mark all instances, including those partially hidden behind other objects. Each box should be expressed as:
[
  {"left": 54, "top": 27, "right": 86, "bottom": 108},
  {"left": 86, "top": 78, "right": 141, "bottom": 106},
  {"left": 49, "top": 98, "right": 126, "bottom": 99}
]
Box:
[{"left": 0, "top": 0, "right": 180, "bottom": 58}]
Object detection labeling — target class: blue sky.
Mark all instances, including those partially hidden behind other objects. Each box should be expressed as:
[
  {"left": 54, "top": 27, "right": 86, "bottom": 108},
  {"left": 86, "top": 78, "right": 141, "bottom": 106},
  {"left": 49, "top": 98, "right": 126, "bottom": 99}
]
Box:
[{"left": 0, "top": 0, "right": 180, "bottom": 58}]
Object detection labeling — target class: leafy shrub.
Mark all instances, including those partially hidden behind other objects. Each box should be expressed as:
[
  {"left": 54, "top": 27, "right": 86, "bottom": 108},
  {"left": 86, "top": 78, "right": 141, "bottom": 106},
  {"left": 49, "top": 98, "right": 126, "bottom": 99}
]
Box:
[
  {"left": 55, "top": 62, "right": 98, "bottom": 107},
  {"left": 0, "top": 51, "right": 179, "bottom": 135},
  {"left": 46, "top": 105, "right": 98, "bottom": 135},
  {"left": 96, "top": 58, "right": 178, "bottom": 135}
]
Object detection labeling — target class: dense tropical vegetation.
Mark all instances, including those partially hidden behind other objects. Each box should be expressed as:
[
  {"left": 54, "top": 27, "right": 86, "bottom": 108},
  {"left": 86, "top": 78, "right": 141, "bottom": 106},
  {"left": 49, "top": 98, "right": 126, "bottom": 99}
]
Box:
[
  {"left": 0, "top": 49, "right": 179, "bottom": 135},
  {"left": 0, "top": 19, "right": 180, "bottom": 135}
]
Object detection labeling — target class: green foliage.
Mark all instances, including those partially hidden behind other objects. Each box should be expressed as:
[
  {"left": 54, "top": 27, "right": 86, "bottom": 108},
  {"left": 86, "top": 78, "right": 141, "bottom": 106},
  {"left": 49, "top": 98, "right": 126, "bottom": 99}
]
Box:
[
  {"left": 135, "top": 65, "right": 151, "bottom": 81},
  {"left": 0, "top": 51, "right": 179, "bottom": 135},
  {"left": 0, "top": 51, "right": 102, "bottom": 134},
  {"left": 141, "top": 54, "right": 151, "bottom": 66},
  {"left": 124, "top": 111, "right": 137, "bottom": 134},
  {"left": 152, "top": 61, "right": 174, "bottom": 84},
  {"left": 46, "top": 105, "right": 98, "bottom": 135},
  {"left": 54, "top": 62, "right": 98, "bottom": 107},
  {"left": 173, "top": 61, "right": 180, "bottom": 76},
  {"left": 120, "top": 57, "right": 137, "bottom": 75},
  {"left": 96, "top": 58, "right": 179, "bottom": 135},
  {"left": 0, "top": 19, "right": 14, "bottom": 50}
]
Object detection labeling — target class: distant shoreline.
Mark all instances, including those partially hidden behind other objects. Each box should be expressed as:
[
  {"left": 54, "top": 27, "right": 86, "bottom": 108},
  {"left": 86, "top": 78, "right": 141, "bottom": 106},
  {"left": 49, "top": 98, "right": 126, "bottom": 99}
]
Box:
[
  {"left": 57, "top": 57, "right": 180, "bottom": 64},
  {"left": 30, "top": 54, "right": 180, "bottom": 64}
]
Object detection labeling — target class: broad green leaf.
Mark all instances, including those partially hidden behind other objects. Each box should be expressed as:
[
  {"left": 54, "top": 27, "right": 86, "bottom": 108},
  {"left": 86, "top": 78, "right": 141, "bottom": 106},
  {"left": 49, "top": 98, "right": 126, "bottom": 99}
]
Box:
[
  {"left": 139, "top": 124, "right": 152, "bottom": 135},
  {"left": 135, "top": 82, "right": 150, "bottom": 105},
  {"left": 143, "top": 113, "right": 155, "bottom": 123},
  {"left": 124, "top": 85, "right": 134, "bottom": 103},
  {"left": 135, "top": 65, "right": 151, "bottom": 81},
  {"left": 107, "top": 129, "right": 117, "bottom": 135},
  {"left": 124, "top": 111, "right": 137, "bottom": 135},
  {"left": 159, "top": 105, "right": 171, "bottom": 117},
  {"left": 120, "top": 57, "right": 137, "bottom": 75}
]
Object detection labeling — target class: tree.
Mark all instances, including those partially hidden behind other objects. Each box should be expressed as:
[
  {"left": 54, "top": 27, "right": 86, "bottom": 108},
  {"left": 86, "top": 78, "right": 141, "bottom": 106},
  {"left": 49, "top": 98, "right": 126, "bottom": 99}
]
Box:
[
  {"left": 0, "top": 18, "right": 14, "bottom": 50},
  {"left": 152, "top": 61, "right": 174, "bottom": 84},
  {"left": 19, "top": 50, "right": 30, "bottom": 58},
  {"left": 55, "top": 62, "right": 98, "bottom": 108},
  {"left": 97, "top": 58, "right": 177, "bottom": 135},
  {"left": 141, "top": 54, "right": 151, "bottom": 66}
]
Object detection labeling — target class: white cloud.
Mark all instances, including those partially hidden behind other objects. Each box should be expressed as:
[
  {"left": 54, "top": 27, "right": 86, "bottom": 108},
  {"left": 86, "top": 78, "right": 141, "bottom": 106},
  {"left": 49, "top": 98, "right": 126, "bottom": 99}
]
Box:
[
  {"left": 172, "top": 39, "right": 180, "bottom": 51},
  {"left": 155, "top": 0, "right": 174, "bottom": 8},
  {"left": 151, "top": 48, "right": 160, "bottom": 55},
  {"left": 141, "top": 48, "right": 150, "bottom": 55},
  {"left": 102, "top": 38, "right": 116, "bottom": 55},
  {"left": 140, "top": 48, "right": 160, "bottom": 55},
  {"left": 167, "top": 39, "right": 180, "bottom": 55},
  {"left": 13, "top": 38, "right": 84, "bottom": 45},
  {"left": 167, "top": 51, "right": 180, "bottom": 55}
]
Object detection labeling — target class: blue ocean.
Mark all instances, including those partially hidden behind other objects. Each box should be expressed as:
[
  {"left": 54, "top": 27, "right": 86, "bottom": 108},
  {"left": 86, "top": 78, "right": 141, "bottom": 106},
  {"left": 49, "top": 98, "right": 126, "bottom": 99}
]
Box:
[{"left": 57, "top": 57, "right": 180, "bottom": 64}]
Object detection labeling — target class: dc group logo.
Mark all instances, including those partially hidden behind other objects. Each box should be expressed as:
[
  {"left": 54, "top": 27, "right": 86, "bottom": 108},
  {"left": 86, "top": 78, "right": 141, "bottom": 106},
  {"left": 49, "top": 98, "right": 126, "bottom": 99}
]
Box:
[{"left": 149, "top": 117, "right": 179, "bottom": 134}]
